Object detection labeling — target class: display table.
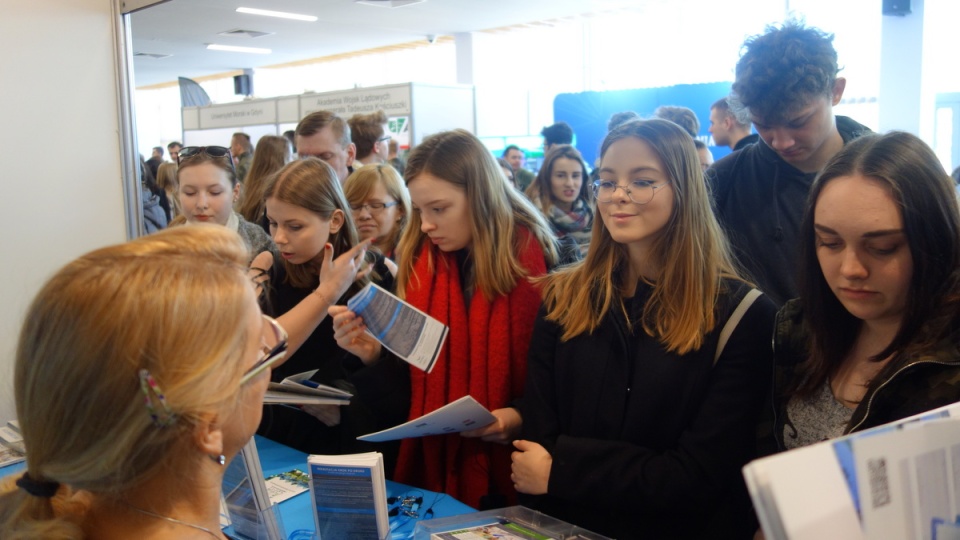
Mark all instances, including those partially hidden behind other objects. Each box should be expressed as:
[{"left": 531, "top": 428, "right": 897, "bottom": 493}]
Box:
[
  {"left": 253, "top": 435, "right": 475, "bottom": 539},
  {"left": 0, "top": 435, "right": 476, "bottom": 540}
]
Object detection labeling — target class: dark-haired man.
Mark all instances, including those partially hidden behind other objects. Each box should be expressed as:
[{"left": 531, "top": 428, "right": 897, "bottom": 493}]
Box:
[
  {"left": 502, "top": 145, "right": 534, "bottom": 192},
  {"left": 231, "top": 132, "right": 253, "bottom": 183},
  {"left": 708, "top": 21, "right": 871, "bottom": 307},
  {"left": 167, "top": 141, "right": 182, "bottom": 164},
  {"left": 295, "top": 110, "right": 356, "bottom": 182},
  {"left": 709, "top": 97, "right": 758, "bottom": 151},
  {"left": 541, "top": 122, "right": 574, "bottom": 154}
]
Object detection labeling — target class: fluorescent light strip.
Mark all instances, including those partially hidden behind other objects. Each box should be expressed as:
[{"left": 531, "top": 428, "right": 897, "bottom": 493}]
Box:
[
  {"left": 236, "top": 7, "right": 318, "bottom": 21},
  {"left": 207, "top": 44, "right": 272, "bottom": 54}
]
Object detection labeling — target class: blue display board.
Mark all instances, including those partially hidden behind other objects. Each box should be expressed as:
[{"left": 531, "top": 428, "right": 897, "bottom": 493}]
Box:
[{"left": 553, "top": 82, "right": 735, "bottom": 167}]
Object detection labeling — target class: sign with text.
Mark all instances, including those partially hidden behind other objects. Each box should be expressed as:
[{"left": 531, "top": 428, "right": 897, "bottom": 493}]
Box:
[
  {"left": 300, "top": 85, "right": 412, "bottom": 118},
  {"left": 199, "top": 101, "right": 277, "bottom": 129}
]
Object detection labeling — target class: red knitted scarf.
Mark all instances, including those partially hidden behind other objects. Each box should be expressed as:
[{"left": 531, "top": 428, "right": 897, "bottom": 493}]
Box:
[{"left": 393, "top": 227, "right": 547, "bottom": 509}]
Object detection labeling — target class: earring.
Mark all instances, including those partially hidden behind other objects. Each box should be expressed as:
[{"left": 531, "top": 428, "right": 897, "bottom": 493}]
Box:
[{"left": 210, "top": 454, "right": 225, "bottom": 466}]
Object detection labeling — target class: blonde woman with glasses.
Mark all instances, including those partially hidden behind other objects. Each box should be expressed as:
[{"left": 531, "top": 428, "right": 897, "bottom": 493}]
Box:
[
  {"left": 0, "top": 226, "right": 284, "bottom": 539},
  {"left": 343, "top": 163, "right": 410, "bottom": 261},
  {"left": 511, "top": 119, "right": 776, "bottom": 539}
]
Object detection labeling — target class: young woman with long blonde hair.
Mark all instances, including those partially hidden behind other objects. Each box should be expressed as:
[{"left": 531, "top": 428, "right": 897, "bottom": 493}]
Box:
[{"left": 511, "top": 119, "right": 775, "bottom": 539}]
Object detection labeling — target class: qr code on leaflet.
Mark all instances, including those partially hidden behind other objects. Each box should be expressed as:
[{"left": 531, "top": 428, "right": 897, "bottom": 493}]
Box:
[{"left": 868, "top": 457, "right": 891, "bottom": 508}]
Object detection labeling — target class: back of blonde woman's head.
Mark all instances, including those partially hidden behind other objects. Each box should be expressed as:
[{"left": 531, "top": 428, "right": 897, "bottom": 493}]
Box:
[{"left": 0, "top": 225, "right": 253, "bottom": 539}]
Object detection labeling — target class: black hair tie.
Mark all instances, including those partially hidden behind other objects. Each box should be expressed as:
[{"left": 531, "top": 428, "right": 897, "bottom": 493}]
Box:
[{"left": 16, "top": 473, "right": 60, "bottom": 498}]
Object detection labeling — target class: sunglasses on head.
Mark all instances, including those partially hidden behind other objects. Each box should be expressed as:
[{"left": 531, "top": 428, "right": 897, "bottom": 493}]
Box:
[
  {"left": 177, "top": 146, "right": 237, "bottom": 174},
  {"left": 177, "top": 146, "right": 233, "bottom": 164}
]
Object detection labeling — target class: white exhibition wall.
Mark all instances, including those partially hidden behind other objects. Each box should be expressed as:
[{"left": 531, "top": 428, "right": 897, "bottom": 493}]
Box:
[{"left": 0, "top": 0, "right": 128, "bottom": 422}]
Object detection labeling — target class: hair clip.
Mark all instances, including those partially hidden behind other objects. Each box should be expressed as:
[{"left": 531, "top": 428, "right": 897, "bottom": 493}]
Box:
[{"left": 139, "top": 369, "right": 177, "bottom": 427}]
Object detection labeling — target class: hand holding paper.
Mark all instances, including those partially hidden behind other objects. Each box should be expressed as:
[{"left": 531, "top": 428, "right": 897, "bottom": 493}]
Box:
[
  {"left": 346, "top": 283, "right": 448, "bottom": 372},
  {"left": 357, "top": 396, "right": 495, "bottom": 442}
]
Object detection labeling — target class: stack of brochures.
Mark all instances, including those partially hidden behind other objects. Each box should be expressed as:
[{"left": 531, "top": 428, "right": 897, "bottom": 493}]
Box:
[
  {"left": 308, "top": 452, "right": 389, "bottom": 539},
  {"left": 743, "top": 402, "right": 960, "bottom": 540},
  {"left": 0, "top": 420, "right": 25, "bottom": 467},
  {"left": 264, "top": 369, "right": 352, "bottom": 406}
]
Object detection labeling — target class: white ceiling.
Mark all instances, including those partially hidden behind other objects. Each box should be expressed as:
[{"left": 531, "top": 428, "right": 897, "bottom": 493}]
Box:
[{"left": 130, "top": 0, "right": 636, "bottom": 88}]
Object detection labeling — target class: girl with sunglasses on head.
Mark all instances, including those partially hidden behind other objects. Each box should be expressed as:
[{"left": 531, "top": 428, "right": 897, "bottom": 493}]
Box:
[
  {"left": 175, "top": 145, "right": 276, "bottom": 263},
  {"left": 343, "top": 163, "right": 411, "bottom": 261},
  {"left": 525, "top": 144, "right": 594, "bottom": 256},
  {"left": 0, "top": 226, "right": 277, "bottom": 540},
  {"left": 256, "top": 157, "right": 410, "bottom": 473},
  {"left": 328, "top": 129, "right": 562, "bottom": 509},
  {"left": 511, "top": 119, "right": 776, "bottom": 539},
  {"left": 769, "top": 132, "right": 960, "bottom": 455}
]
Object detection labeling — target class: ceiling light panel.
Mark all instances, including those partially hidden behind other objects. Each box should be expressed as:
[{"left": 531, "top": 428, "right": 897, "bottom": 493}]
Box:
[
  {"left": 236, "top": 7, "right": 318, "bottom": 21},
  {"left": 206, "top": 44, "right": 272, "bottom": 54}
]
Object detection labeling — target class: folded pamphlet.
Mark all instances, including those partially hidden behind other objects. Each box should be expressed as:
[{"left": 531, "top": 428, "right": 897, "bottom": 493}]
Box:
[
  {"left": 263, "top": 369, "right": 352, "bottom": 406},
  {"left": 357, "top": 395, "right": 496, "bottom": 442},
  {"left": 743, "top": 401, "right": 960, "bottom": 540},
  {"left": 348, "top": 282, "right": 448, "bottom": 373}
]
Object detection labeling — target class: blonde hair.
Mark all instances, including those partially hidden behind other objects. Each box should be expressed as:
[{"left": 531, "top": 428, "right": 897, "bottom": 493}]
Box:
[
  {"left": 395, "top": 129, "right": 558, "bottom": 301},
  {"left": 238, "top": 135, "right": 291, "bottom": 223},
  {"left": 540, "top": 119, "right": 743, "bottom": 353},
  {"left": 156, "top": 162, "right": 181, "bottom": 219},
  {"left": 343, "top": 163, "right": 411, "bottom": 255},
  {"left": 264, "top": 158, "right": 368, "bottom": 290},
  {"left": 0, "top": 226, "right": 254, "bottom": 539}
]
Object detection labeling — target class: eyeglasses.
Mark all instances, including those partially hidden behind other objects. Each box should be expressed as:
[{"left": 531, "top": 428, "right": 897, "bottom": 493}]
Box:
[
  {"left": 378, "top": 135, "right": 391, "bottom": 143},
  {"left": 240, "top": 315, "right": 288, "bottom": 385},
  {"left": 592, "top": 180, "right": 670, "bottom": 205},
  {"left": 178, "top": 146, "right": 236, "bottom": 172},
  {"left": 350, "top": 201, "right": 398, "bottom": 214}
]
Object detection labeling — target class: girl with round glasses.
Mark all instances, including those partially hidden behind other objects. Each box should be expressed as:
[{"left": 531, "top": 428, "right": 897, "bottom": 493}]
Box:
[
  {"left": 511, "top": 119, "right": 776, "bottom": 539},
  {"left": 343, "top": 163, "right": 411, "bottom": 261},
  {"left": 526, "top": 145, "right": 593, "bottom": 256},
  {"left": 0, "top": 226, "right": 272, "bottom": 539},
  {"left": 257, "top": 158, "right": 409, "bottom": 473},
  {"left": 769, "top": 132, "right": 960, "bottom": 454},
  {"left": 175, "top": 146, "right": 276, "bottom": 264}
]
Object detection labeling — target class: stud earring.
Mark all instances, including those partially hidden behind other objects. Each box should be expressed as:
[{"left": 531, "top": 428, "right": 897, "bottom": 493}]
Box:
[{"left": 210, "top": 454, "right": 225, "bottom": 466}]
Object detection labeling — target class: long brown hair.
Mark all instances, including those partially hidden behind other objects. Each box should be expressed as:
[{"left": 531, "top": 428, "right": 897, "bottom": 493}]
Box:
[
  {"left": 524, "top": 144, "right": 591, "bottom": 215},
  {"left": 795, "top": 132, "right": 960, "bottom": 397},
  {"left": 237, "top": 135, "right": 290, "bottom": 223},
  {"left": 395, "top": 129, "right": 558, "bottom": 301},
  {"left": 264, "top": 158, "right": 367, "bottom": 290},
  {"left": 540, "top": 119, "right": 742, "bottom": 353}
]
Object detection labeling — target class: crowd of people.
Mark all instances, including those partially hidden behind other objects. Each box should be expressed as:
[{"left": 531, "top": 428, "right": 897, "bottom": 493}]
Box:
[{"left": 4, "top": 18, "right": 960, "bottom": 540}]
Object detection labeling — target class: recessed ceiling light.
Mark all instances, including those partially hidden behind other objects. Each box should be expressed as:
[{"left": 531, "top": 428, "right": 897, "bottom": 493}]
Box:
[
  {"left": 236, "top": 7, "right": 318, "bottom": 21},
  {"left": 207, "top": 44, "right": 272, "bottom": 54}
]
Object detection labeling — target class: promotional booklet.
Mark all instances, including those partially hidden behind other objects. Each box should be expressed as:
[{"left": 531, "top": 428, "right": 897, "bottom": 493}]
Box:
[
  {"left": 221, "top": 439, "right": 284, "bottom": 540},
  {"left": 358, "top": 395, "right": 495, "bottom": 442},
  {"left": 347, "top": 283, "right": 448, "bottom": 373},
  {"left": 263, "top": 369, "right": 353, "bottom": 406},
  {"left": 308, "top": 452, "right": 389, "bottom": 540},
  {"left": 0, "top": 420, "right": 24, "bottom": 468},
  {"left": 743, "top": 402, "right": 960, "bottom": 540}
]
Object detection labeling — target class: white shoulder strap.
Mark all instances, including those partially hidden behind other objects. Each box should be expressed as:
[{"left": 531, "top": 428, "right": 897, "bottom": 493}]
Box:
[{"left": 714, "top": 288, "right": 763, "bottom": 366}]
